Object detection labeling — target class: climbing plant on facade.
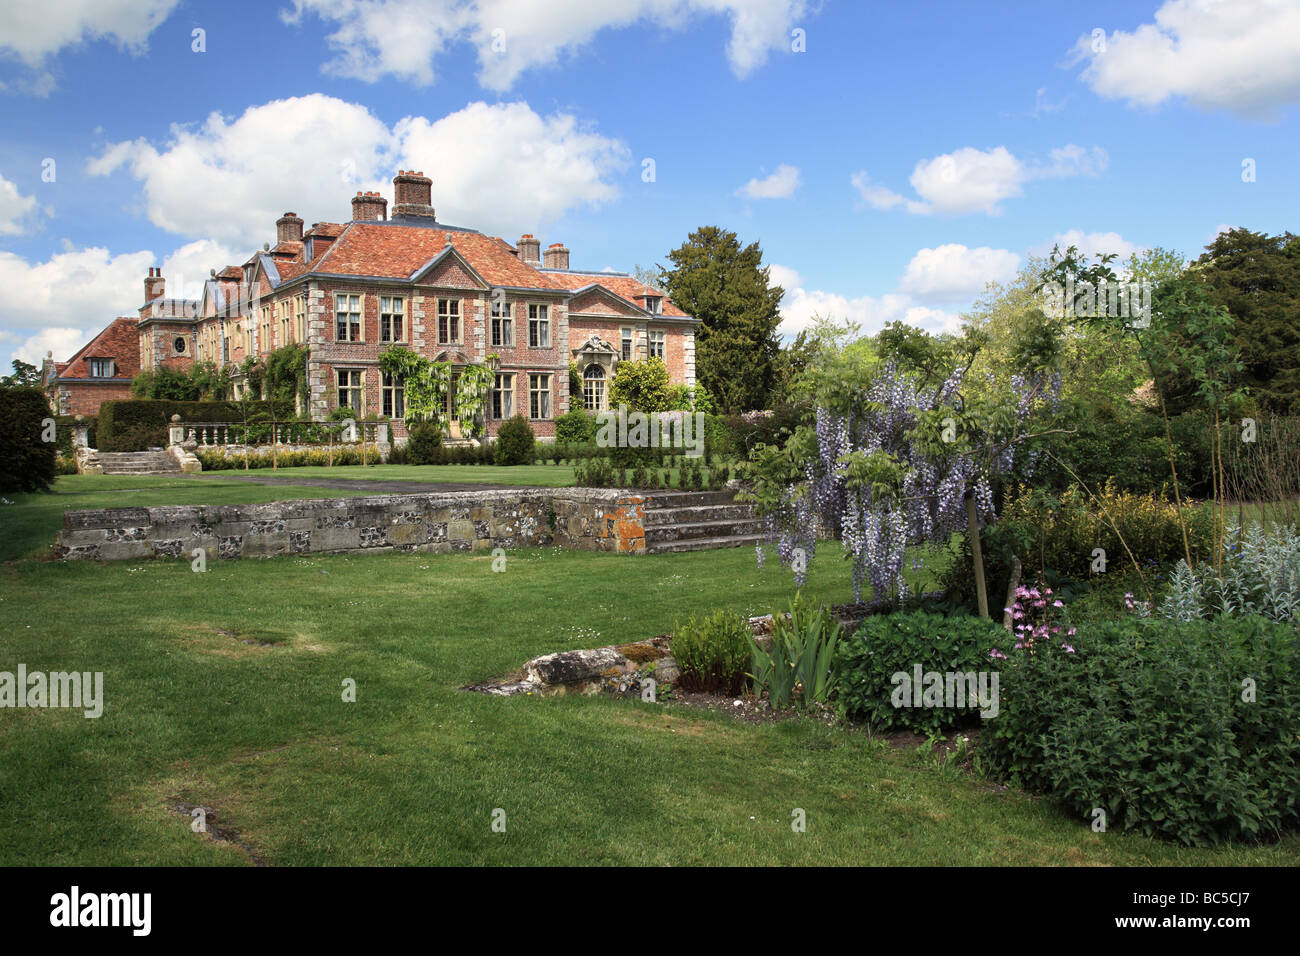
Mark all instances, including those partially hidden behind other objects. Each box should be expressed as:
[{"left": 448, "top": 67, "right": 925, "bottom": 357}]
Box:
[{"left": 378, "top": 346, "right": 498, "bottom": 438}]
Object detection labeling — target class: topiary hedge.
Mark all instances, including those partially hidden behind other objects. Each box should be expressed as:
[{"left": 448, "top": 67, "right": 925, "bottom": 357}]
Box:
[
  {"left": 97, "top": 398, "right": 285, "bottom": 451},
  {"left": 985, "top": 615, "right": 1300, "bottom": 846},
  {"left": 0, "top": 385, "right": 57, "bottom": 492}
]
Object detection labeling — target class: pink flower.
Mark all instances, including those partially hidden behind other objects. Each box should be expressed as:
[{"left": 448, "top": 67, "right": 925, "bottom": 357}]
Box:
[
  {"left": 1053, "top": 600, "right": 1064, "bottom": 608},
  {"left": 1062, "top": 643, "right": 1076, "bottom": 653},
  {"left": 1067, "top": 627, "right": 1077, "bottom": 636},
  {"left": 989, "top": 648, "right": 1007, "bottom": 660}
]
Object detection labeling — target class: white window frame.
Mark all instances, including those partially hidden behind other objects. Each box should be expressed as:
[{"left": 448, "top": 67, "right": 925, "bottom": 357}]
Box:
[
  {"left": 491, "top": 300, "right": 514, "bottom": 347},
  {"left": 529, "top": 373, "right": 552, "bottom": 420},
  {"left": 492, "top": 372, "right": 515, "bottom": 420},
  {"left": 438, "top": 298, "right": 461, "bottom": 345},
  {"left": 335, "top": 293, "right": 362, "bottom": 342},
  {"left": 380, "top": 295, "right": 405, "bottom": 343},
  {"left": 528, "top": 303, "right": 550, "bottom": 348},
  {"left": 648, "top": 329, "right": 666, "bottom": 360}
]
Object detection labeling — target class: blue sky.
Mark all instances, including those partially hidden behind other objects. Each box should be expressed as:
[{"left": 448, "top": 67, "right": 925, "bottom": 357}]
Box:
[{"left": 1, "top": 0, "right": 1297, "bottom": 368}]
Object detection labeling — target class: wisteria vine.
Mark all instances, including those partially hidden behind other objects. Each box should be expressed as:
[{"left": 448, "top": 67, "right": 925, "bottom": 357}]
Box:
[{"left": 753, "top": 361, "right": 1060, "bottom": 604}]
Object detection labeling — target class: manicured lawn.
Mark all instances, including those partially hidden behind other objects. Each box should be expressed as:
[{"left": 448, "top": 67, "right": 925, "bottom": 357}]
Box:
[
  {"left": 2, "top": 531, "right": 1297, "bottom": 865},
  {"left": 193, "top": 462, "right": 578, "bottom": 487},
  {"left": 0, "top": 468, "right": 575, "bottom": 562}
]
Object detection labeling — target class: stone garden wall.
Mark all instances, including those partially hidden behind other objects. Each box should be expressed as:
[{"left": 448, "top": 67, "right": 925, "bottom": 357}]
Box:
[{"left": 54, "top": 489, "right": 649, "bottom": 561}]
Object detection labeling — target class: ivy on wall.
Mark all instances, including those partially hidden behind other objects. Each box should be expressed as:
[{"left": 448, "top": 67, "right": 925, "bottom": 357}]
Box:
[{"left": 241, "top": 345, "right": 308, "bottom": 409}]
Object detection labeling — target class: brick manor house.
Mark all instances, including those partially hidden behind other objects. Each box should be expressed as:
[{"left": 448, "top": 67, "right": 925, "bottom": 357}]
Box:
[{"left": 44, "top": 169, "right": 699, "bottom": 440}]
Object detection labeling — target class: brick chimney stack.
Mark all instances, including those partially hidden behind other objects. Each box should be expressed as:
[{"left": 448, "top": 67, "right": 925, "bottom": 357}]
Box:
[
  {"left": 144, "top": 266, "right": 165, "bottom": 302},
  {"left": 392, "top": 170, "right": 434, "bottom": 218},
  {"left": 351, "top": 191, "right": 389, "bottom": 222},
  {"left": 276, "top": 212, "right": 305, "bottom": 244},
  {"left": 517, "top": 234, "right": 541, "bottom": 265},
  {"left": 543, "top": 242, "right": 570, "bottom": 270}
]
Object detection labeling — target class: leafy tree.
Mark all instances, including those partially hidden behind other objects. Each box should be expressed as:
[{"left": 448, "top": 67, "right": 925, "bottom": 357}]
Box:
[
  {"left": 1191, "top": 228, "right": 1300, "bottom": 414},
  {"left": 631, "top": 263, "right": 666, "bottom": 290},
  {"left": 661, "top": 226, "right": 782, "bottom": 413},
  {"left": 2, "top": 360, "right": 40, "bottom": 388},
  {"left": 609, "top": 357, "right": 673, "bottom": 412}
]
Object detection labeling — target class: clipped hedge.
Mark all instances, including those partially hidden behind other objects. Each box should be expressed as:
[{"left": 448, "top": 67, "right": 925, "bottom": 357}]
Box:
[
  {"left": 985, "top": 615, "right": 1300, "bottom": 847},
  {"left": 494, "top": 414, "right": 535, "bottom": 465},
  {"left": 53, "top": 414, "right": 97, "bottom": 453},
  {"left": 98, "top": 398, "right": 285, "bottom": 451},
  {"left": 838, "top": 610, "right": 1006, "bottom": 735},
  {"left": 0, "top": 385, "right": 57, "bottom": 492}
]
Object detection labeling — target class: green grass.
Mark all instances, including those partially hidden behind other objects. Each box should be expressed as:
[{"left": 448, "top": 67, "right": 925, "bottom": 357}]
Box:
[
  {"left": 1, "top": 531, "right": 1297, "bottom": 865},
  {"left": 193, "top": 462, "right": 579, "bottom": 487}
]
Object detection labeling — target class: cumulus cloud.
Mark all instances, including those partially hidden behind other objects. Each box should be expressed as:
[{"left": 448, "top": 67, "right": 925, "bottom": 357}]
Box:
[
  {"left": 736, "top": 164, "right": 800, "bottom": 200},
  {"left": 770, "top": 264, "right": 963, "bottom": 339},
  {"left": 0, "top": 172, "right": 38, "bottom": 234},
  {"left": 0, "top": 0, "right": 179, "bottom": 94},
  {"left": 282, "top": 0, "right": 809, "bottom": 91},
  {"left": 0, "top": 245, "right": 150, "bottom": 339},
  {"left": 1029, "top": 230, "right": 1144, "bottom": 262},
  {"left": 898, "top": 244, "right": 1020, "bottom": 304},
  {"left": 88, "top": 94, "right": 630, "bottom": 248},
  {"left": 1072, "top": 0, "right": 1300, "bottom": 120},
  {"left": 9, "top": 327, "right": 97, "bottom": 368},
  {"left": 0, "top": 237, "right": 241, "bottom": 366},
  {"left": 852, "top": 144, "right": 1108, "bottom": 216},
  {"left": 394, "top": 102, "right": 630, "bottom": 233}
]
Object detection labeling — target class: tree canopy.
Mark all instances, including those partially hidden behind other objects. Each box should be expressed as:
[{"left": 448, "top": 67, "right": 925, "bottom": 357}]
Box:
[{"left": 661, "top": 226, "right": 783, "bottom": 413}]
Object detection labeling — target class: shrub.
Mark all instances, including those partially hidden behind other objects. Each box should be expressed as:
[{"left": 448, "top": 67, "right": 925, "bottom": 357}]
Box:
[
  {"left": 0, "top": 386, "right": 57, "bottom": 492},
  {"left": 494, "top": 414, "right": 535, "bottom": 465},
  {"left": 941, "top": 482, "right": 1214, "bottom": 612},
  {"left": 838, "top": 610, "right": 1006, "bottom": 735},
  {"left": 98, "top": 398, "right": 283, "bottom": 452},
  {"left": 53, "top": 415, "right": 97, "bottom": 453},
  {"left": 554, "top": 410, "right": 596, "bottom": 445},
  {"left": 1160, "top": 523, "right": 1300, "bottom": 626},
  {"left": 985, "top": 615, "right": 1300, "bottom": 846},
  {"left": 750, "top": 596, "right": 842, "bottom": 710},
  {"left": 673, "top": 608, "right": 752, "bottom": 694},
  {"left": 405, "top": 422, "right": 442, "bottom": 465}
]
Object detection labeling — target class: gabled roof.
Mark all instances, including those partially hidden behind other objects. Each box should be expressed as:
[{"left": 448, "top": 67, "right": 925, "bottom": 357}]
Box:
[
  {"left": 52, "top": 318, "right": 141, "bottom": 381},
  {"left": 309, "top": 222, "right": 559, "bottom": 289},
  {"left": 549, "top": 270, "right": 690, "bottom": 318}
]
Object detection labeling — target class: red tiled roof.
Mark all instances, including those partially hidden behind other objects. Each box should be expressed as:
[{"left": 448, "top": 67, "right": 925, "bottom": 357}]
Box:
[
  {"left": 312, "top": 223, "right": 558, "bottom": 289},
  {"left": 554, "top": 271, "right": 689, "bottom": 317},
  {"left": 216, "top": 266, "right": 243, "bottom": 280},
  {"left": 56, "top": 318, "right": 141, "bottom": 380},
  {"left": 305, "top": 222, "right": 344, "bottom": 238},
  {"left": 270, "top": 240, "right": 302, "bottom": 257}
]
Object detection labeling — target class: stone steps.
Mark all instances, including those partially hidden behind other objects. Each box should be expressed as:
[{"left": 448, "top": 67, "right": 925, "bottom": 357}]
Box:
[
  {"left": 648, "top": 533, "right": 767, "bottom": 554},
  {"left": 641, "top": 489, "right": 765, "bottom": 554},
  {"left": 94, "top": 451, "right": 181, "bottom": 476},
  {"left": 645, "top": 517, "right": 766, "bottom": 544}
]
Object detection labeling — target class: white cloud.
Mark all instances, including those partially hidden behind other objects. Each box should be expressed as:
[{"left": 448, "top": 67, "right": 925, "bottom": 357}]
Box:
[
  {"left": 394, "top": 102, "right": 629, "bottom": 234},
  {"left": 770, "top": 264, "right": 964, "bottom": 340},
  {"left": 282, "top": 0, "right": 808, "bottom": 91},
  {"left": 89, "top": 95, "right": 630, "bottom": 248},
  {"left": 898, "top": 244, "right": 1020, "bottom": 304},
  {"left": 852, "top": 143, "right": 1107, "bottom": 216},
  {"left": 0, "top": 237, "right": 242, "bottom": 367},
  {"left": 1029, "top": 230, "right": 1144, "bottom": 262},
  {"left": 10, "top": 327, "right": 95, "bottom": 368},
  {"left": 0, "top": 0, "right": 179, "bottom": 65},
  {"left": 0, "top": 245, "right": 149, "bottom": 334},
  {"left": 766, "top": 263, "right": 802, "bottom": 292},
  {"left": 736, "top": 164, "right": 800, "bottom": 199},
  {"left": 0, "top": 172, "right": 37, "bottom": 234},
  {"left": 1072, "top": 0, "right": 1300, "bottom": 119}
]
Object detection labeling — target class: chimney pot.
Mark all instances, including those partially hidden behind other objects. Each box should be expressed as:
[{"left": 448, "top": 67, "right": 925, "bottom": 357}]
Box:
[
  {"left": 276, "top": 211, "right": 305, "bottom": 244},
  {"left": 543, "top": 242, "right": 570, "bottom": 270},
  {"left": 392, "top": 169, "right": 434, "bottom": 218},
  {"left": 351, "top": 190, "right": 389, "bottom": 222}
]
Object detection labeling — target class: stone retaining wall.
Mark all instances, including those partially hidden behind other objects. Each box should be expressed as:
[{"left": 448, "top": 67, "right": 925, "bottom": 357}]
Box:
[{"left": 54, "top": 489, "right": 649, "bottom": 561}]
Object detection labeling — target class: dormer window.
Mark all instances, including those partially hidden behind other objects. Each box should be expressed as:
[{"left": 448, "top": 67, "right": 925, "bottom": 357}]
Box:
[
  {"left": 88, "top": 359, "right": 115, "bottom": 378},
  {"left": 644, "top": 295, "right": 662, "bottom": 314}
]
